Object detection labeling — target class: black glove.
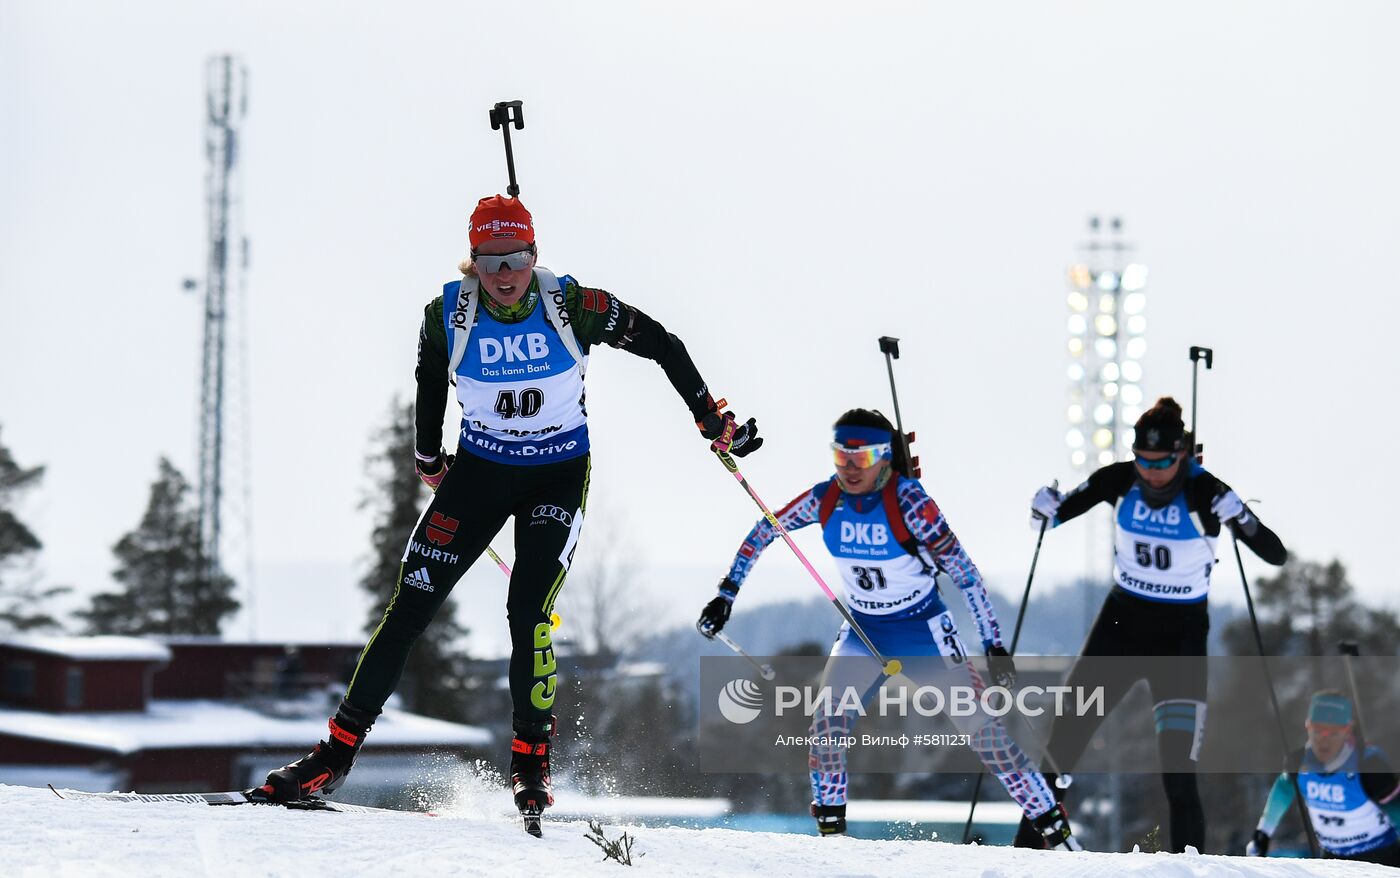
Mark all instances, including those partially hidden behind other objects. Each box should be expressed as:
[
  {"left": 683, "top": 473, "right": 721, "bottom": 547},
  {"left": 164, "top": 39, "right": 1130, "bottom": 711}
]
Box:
[
  {"left": 1245, "top": 829, "right": 1270, "bottom": 857},
  {"left": 986, "top": 645, "right": 1016, "bottom": 688},
  {"left": 415, "top": 451, "right": 455, "bottom": 492},
  {"left": 698, "top": 410, "right": 763, "bottom": 458},
  {"left": 697, "top": 578, "right": 739, "bottom": 638}
]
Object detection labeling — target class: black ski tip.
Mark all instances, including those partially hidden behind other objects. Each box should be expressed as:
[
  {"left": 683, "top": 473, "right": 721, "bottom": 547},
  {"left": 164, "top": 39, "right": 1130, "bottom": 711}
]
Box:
[
  {"left": 281, "top": 797, "right": 336, "bottom": 812},
  {"left": 519, "top": 803, "right": 545, "bottom": 837},
  {"left": 47, "top": 784, "right": 64, "bottom": 799}
]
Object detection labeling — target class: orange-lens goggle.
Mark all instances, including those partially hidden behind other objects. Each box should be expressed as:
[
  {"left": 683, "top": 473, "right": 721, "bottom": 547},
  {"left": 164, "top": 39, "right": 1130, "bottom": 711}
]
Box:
[
  {"left": 831, "top": 442, "right": 892, "bottom": 469},
  {"left": 1307, "top": 723, "right": 1350, "bottom": 740}
]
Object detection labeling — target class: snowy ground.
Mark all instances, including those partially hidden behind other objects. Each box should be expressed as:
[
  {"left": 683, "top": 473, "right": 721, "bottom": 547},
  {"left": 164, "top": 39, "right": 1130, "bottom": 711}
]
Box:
[{"left": 2, "top": 783, "right": 1391, "bottom": 878}]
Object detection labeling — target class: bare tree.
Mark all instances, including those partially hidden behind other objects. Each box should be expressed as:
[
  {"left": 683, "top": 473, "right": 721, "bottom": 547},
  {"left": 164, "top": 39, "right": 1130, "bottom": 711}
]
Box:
[{"left": 555, "top": 512, "right": 650, "bottom": 658}]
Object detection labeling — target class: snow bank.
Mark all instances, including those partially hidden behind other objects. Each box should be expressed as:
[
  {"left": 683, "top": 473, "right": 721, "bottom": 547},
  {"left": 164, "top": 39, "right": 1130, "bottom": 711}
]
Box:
[
  {"left": 1, "top": 634, "right": 171, "bottom": 662},
  {"left": 1, "top": 784, "right": 1390, "bottom": 878},
  {"left": 0, "top": 700, "right": 489, "bottom": 753}
]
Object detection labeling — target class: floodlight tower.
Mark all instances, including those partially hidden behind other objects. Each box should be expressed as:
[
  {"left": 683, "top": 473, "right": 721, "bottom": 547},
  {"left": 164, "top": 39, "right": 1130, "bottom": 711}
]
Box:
[
  {"left": 1063, "top": 215, "right": 1146, "bottom": 853},
  {"left": 195, "top": 55, "right": 250, "bottom": 605},
  {"left": 1064, "top": 216, "right": 1148, "bottom": 473}
]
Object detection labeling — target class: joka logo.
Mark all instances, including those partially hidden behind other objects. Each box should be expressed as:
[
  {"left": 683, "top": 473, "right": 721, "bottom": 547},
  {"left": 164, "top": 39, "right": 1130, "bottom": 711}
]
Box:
[
  {"left": 718, "top": 678, "right": 764, "bottom": 725},
  {"left": 480, "top": 333, "right": 549, "bottom": 364},
  {"left": 840, "top": 522, "right": 889, "bottom": 545},
  {"left": 532, "top": 504, "right": 573, "bottom": 527},
  {"left": 404, "top": 567, "right": 434, "bottom": 593},
  {"left": 550, "top": 288, "right": 571, "bottom": 327},
  {"left": 451, "top": 290, "right": 473, "bottom": 329},
  {"left": 426, "top": 512, "right": 459, "bottom": 547}
]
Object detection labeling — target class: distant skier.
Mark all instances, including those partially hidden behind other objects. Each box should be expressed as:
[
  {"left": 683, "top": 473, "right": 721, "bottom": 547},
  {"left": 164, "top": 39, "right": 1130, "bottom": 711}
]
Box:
[
  {"left": 256, "top": 196, "right": 762, "bottom": 832},
  {"left": 1247, "top": 691, "right": 1400, "bottom": 866},
  {"left": 697, "top": 408, "right": 1080, "bottom": 850},
  {"left": 1014, "top": 396, "right": 1287, "bottom": 853}
]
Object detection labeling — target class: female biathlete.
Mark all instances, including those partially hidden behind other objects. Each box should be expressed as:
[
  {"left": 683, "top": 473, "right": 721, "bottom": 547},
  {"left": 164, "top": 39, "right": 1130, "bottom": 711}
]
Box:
[
  {"left": 1247, "top": 691, "right": 1400, "bottom": 866},
  {"left": 697, "top": 408, "right": 1079, "bottom": 849},
  {"left": 1014, "top": 396, "right": 1287, "bottom": 852},
  {"left": 257, "top": 196, "right": 762, "bottom": 828}
]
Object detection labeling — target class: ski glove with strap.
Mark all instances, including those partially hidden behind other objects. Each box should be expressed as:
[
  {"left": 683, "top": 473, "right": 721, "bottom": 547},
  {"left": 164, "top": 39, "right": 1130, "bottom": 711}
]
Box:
[
  {"left": 1030, "top": 485, "right": 1063, "bottom": 530},
  {"left": 697, "top": 578, "right": 739, "bottom": 638},
  {"left": 416, "top": 451, "right": 454, "bottom": 492},
  {"left": 986, "top": 645, "right": 1016, "bottom": 688},
  {"left": 698, "top": 410, "right": 763, "bottom": 458},
  {"left": 1212, "top": 489, "right": 1263, "bottom": 537},
  {"left": 1215, "top": 487, "right": 1248, "bottom": 520}
]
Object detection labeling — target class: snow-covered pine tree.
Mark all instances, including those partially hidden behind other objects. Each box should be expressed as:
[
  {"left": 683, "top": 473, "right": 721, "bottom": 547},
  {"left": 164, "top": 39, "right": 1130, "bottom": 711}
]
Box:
[
  {"left": 78, "top": 457, "right": 238, "bottom": 635},
  {"left": 0, "top": 426, "right": 69, "bottom": 632}
]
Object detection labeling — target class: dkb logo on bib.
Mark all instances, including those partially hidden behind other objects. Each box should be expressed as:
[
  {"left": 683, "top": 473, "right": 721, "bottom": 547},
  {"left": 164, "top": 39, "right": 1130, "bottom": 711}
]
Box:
[
  {"left": 840, "top": 522, "right": 889, "bottom": 545},
  {"left": 480, "top": 333, "right": 549, "bottom": 364}
]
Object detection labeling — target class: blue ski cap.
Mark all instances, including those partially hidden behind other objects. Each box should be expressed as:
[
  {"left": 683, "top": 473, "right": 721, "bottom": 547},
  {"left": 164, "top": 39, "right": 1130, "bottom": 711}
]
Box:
[
  {"left": 834, "top": 425, "right": 893, "bottom": 449},
  {"left": 1308, "top": 692, "right": 1353, "bottom": 726}
]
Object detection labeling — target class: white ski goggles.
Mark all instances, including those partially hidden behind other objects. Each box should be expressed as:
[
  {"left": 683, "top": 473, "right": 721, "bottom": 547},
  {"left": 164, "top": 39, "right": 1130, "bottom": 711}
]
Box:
[{"left": 472, "top": 247, "right": 535, "bottom": 274}]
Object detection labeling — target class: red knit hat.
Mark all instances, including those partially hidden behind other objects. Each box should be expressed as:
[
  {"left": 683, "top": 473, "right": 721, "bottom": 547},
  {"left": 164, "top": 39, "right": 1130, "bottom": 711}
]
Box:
[{"left": 469, "top": 195, "right": 534, "bottom": 249}]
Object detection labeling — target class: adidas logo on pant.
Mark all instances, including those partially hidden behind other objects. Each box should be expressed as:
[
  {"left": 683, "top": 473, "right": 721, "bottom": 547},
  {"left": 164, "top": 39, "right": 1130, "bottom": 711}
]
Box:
[{"left": 404, "top": 567, "right": 434, "bottom": 593}]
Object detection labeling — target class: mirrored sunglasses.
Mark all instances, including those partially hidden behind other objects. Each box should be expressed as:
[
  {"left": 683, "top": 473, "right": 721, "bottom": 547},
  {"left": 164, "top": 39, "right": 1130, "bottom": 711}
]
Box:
[
  {"left": 831, "top": 442, "right": 892, "bottom": 469},
  {"left": 1133, "top": 453, "right": 1180, "bottom": 471},
  {"left": 472, "top": 248, "right": 535, "bottom": 274}
]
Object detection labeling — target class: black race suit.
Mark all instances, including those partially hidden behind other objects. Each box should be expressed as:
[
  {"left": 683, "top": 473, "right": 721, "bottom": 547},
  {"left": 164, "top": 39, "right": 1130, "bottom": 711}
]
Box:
[
  {"left": 1014, "top": 459, "right": 1287, "bottom": 853},
  {"left": 344, "top": 275, "right": 715, "bottom": 725}
]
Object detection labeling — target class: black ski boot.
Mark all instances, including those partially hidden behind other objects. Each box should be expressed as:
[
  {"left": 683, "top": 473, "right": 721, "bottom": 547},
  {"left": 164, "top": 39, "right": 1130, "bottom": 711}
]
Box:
[
  {"left": 510, "top": 716, "right": 555, "bottom": 837},
  {"left": 1031, "top": 802, "right": 1083, "bottom": 851},
  {"left": 811, "top": 802, "right": 847, "bottom": 836},
  {"left": 1015, "top": 771, "right": 1069, "bottom": 848},
  {"left": 254, "top": 699, "right": 377, "bottom": 803}
]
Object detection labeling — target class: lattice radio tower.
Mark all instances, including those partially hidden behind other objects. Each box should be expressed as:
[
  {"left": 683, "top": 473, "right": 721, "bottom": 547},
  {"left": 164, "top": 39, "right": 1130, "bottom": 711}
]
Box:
[{"left": 193, "top": 55, "right": 253, "bottom": 629}]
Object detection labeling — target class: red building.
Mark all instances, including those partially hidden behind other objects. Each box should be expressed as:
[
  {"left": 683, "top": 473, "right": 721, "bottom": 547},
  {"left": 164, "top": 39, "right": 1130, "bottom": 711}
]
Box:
[{"left": 0, "top": 635, "right": 491, "bottom": 799}]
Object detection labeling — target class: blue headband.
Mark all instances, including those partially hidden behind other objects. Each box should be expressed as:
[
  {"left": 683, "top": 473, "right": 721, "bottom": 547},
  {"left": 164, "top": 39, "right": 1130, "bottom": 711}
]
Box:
[
  {"left": 834, "top": 425, "right": 893, "bottom": 448},
  {"left": 1308, "top": 693, "right": 1353, "bottom": 726}
]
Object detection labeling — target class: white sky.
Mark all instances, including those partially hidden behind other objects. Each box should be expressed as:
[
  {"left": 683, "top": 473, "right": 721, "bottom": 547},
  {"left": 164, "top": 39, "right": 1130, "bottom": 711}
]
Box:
[{"left": 3, "top": 1, "right": 1397, "bottom": 657}]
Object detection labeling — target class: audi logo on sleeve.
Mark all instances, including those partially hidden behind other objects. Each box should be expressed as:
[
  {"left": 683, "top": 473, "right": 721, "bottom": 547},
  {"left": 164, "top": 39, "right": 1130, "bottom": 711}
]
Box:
[{"left": 531, "top": 505, "right": 573, "bottom": 527}]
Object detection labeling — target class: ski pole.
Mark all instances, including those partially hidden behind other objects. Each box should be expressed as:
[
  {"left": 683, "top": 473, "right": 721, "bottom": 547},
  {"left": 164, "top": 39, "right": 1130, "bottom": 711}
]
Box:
[
  {"left": 1234, "top": 535, "right": 1322, "bottom": 857},
  {"left": 1193, "top": 350, "right": 1317, "bottom": 855},
  {"left": 486, "top": 545, "right": 512, "bottom": 578},
  {"left": 1009, "top": 480, "right": 1057, "bottom": 656},
  {"left": 706, "top": 413, "right": 901, "bottom": 677},
  {"left": 962, "top": 484, "right": 1061, "bottom": 843},
  {"left": 878, "top": 337, "right": 920, "bottom": 477},
  {"left": 486, "top": 544, "right": 560, "bottom": 630},
  {"left": 713, "top": 631, "right": 776, "bottom": 681},
  {"left": 488, "top": 100, "right": 525, "bottom": 197},
  {"left": 1338, "top": 641, "right": 1368, "bottom": 749},
  {"left": 1188, "top": 346, "right": 1213, "bottom": 461}
]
